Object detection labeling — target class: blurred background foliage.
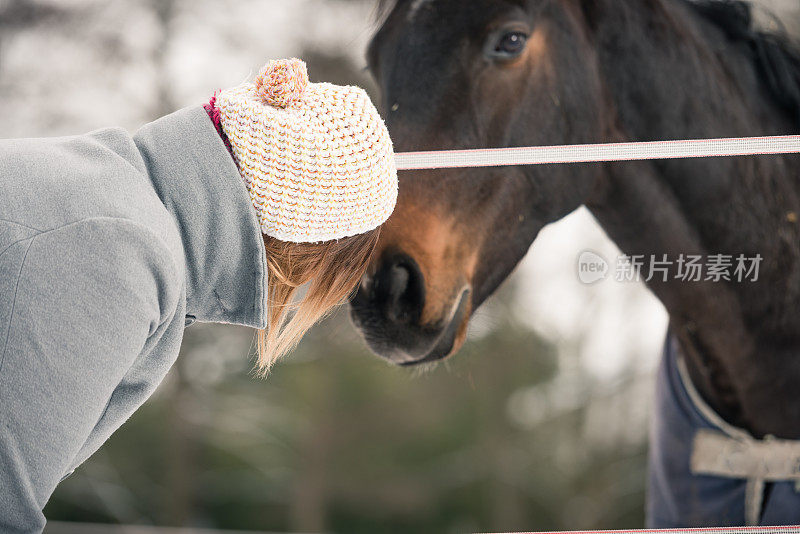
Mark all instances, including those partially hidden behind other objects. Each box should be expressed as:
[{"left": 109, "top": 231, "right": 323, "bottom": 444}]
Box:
[{"left": 1, "top": 0, "right": 797, "bottom": 532}]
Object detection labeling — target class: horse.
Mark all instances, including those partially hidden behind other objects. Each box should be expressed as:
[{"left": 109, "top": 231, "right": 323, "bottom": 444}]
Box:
[
  {"left": 351, "top": 0, "right": 800, "bottom": 524},
  {"left": 349, "top": 0, "right": 800, "bottom": 498}
]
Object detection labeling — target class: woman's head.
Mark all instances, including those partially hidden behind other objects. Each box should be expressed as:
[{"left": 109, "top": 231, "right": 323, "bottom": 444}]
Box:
[
  {"left": 214, "top": 58, "right": 397, "bottom": 372},
  {"left": 256, "top": 228, "right": 381, "bottom": 374},
  {"left": 216, "top": 58, "right": 397, "bottom": 243}
]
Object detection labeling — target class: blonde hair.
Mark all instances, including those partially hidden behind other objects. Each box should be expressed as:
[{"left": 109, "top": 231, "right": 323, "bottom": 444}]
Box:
[{"left": 255, "top": 228, "right": 381, "bottom": 375}]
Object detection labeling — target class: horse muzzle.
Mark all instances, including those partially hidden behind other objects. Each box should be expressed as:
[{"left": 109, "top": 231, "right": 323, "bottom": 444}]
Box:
[{"left": 349, "top": 251, "right": 471, "bottom": 365}]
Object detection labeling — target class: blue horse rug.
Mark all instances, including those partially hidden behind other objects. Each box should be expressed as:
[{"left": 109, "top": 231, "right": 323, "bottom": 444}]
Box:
[{"left": 647, "top": 335, "right": 800, "bottom": 527}]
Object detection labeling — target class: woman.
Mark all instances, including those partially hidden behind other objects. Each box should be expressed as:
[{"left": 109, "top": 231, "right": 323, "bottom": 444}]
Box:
[{"left": 0, "top": 58, "right": 397, "bottom": 533}]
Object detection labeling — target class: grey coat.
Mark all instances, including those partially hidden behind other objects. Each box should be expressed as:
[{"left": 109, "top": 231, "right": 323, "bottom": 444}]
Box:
[{"left": 0, "top": 106, "right": 268, "bottom": 533}]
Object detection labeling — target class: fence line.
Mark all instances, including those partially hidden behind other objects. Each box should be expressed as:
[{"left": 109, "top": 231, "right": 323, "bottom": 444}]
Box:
[{"left": 393, "top": 135, "right": 800, "bottom": 170}]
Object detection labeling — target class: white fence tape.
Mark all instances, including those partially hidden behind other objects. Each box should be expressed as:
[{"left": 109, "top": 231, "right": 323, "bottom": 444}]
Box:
[{"left": 393, "top": 135, "right": 800, "bottom": 170}]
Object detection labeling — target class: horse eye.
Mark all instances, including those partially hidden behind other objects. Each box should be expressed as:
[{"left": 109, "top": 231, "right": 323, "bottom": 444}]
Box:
[{"left": 493, "top": 31, "right": 528, "bottom": 58}]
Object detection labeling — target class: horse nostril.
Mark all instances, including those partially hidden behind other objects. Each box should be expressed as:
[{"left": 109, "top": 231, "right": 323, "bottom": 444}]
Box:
[
  {"left": 387, "top": 264, "right": 410, "bottom": 303},
  {"left": 374, "top": 253, "right": 425, "bottom": 325}
]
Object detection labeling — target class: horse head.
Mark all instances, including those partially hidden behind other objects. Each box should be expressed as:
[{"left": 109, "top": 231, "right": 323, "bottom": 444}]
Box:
[{"left": 350, "top": 0, "right": 608, "bottom": 365}]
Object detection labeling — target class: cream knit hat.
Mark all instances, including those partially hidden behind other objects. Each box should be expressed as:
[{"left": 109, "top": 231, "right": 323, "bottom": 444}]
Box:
[{"left": 216, "top": 58, "right": 398, "bottom": 243}]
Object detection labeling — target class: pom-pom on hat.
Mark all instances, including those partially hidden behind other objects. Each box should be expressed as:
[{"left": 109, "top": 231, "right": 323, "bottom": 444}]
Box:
[{"left": 216, "top": 58, "right": 398, "bottom": 243}]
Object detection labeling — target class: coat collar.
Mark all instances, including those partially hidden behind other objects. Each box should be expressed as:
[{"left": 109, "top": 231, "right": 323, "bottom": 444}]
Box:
[{"left": 133, "top": 106, "right": 268, "bottom": 329}]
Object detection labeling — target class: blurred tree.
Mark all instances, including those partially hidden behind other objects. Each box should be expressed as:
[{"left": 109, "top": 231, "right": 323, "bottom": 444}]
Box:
[{"left": 0, "top": 0, "right": 67, "bottom": 72}]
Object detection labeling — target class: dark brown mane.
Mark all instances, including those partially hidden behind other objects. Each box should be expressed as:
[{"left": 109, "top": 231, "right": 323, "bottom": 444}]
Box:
[{"left": 688, "top": 0, "right": 800, "bottom": 124}]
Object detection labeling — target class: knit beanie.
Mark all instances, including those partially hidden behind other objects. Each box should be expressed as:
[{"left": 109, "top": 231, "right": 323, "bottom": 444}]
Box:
[{"left": 215, "top": 58, "right": 398, "bottom": 243}]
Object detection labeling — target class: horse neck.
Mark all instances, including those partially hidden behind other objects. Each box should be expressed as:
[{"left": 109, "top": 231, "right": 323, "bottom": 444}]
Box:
[{"left": 584, "top": 0, "right": 800, "bottom": 438}]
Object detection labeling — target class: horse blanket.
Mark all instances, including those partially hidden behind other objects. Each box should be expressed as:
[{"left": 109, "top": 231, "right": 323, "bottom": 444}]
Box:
[{"left": 647, "top": 335, "right": 800, "bottom": 527}]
